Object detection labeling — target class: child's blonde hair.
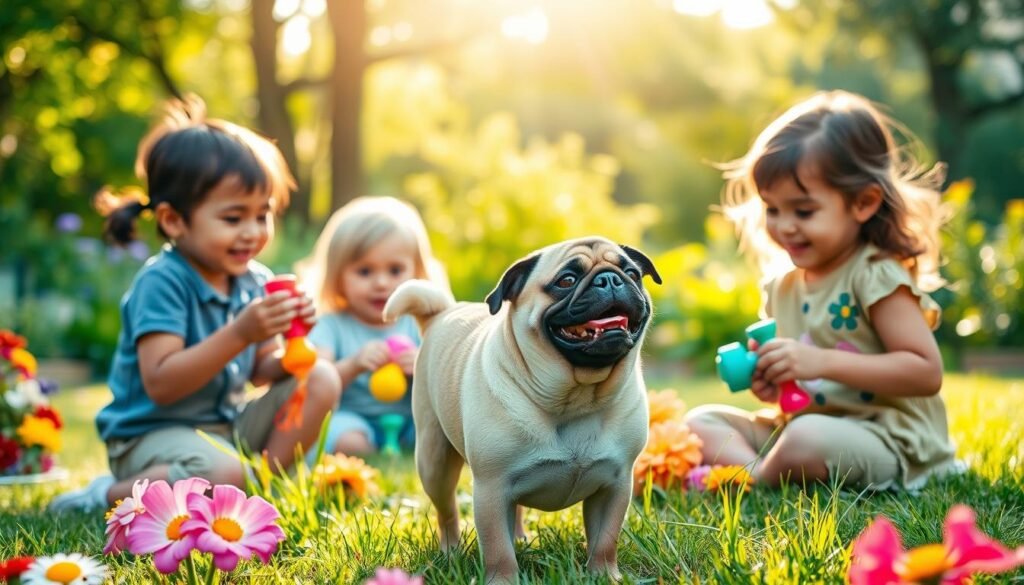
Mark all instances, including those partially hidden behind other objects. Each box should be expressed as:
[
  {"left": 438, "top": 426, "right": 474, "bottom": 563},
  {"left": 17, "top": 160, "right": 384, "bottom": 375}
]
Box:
[
  {"left": 721, "top": 90, "right": 947, "bottom": 291},
  {"left": 300, "top": 196, "right": 448, "bottom": 313}
]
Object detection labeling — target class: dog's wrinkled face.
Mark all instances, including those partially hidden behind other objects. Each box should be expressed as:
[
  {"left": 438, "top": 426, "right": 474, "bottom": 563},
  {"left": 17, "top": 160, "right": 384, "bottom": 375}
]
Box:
[{"left": 486, "top": 237, "right": 661, "bottom": 369}]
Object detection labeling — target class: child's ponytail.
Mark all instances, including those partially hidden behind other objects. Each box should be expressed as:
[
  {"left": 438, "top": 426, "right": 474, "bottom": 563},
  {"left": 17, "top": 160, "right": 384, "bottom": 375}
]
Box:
[{"left": 95, "top": 187, "right": 150, "bottom": 245}]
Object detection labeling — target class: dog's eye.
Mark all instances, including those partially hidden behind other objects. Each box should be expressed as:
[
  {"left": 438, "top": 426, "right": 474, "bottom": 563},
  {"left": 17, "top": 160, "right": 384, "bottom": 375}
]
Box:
[
  {"left": 625, "top": 268, "right": 641, "bottom": 282},
  {"left": 555, "top": 275, "right": 577, "bottom": 288}
]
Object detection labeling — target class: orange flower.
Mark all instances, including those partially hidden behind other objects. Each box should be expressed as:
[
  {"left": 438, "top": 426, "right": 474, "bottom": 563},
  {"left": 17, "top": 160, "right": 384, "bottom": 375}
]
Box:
[
  {"left": 704, "top": 465, "right": 755, "bottom": 493},
  {"left": 16, "top": 415, "right": 61, "bottom": 452},
  {"left": 647, "top": 389, "right": 687, "bottom": 426},
  {"left": 633, "top": 419, "right": 703, "bottom": 492},
  {"left": 8, "top": 348, "right": 37, "bottom": 379},
  {"left": 313, "top": 453, "right": 380, "bottom": 499}
]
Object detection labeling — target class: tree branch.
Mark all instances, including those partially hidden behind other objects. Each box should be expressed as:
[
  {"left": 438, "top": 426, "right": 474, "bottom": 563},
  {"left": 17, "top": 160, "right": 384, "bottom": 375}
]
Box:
[
  {"left": 283, "top": 76, "right": 329, "bottom": 95},
  {"left": 68, "top": 11, "right": 182, "bottom": 99},
  {"left": 968, "top": 89, "right": 1024, "bottom": 119}
]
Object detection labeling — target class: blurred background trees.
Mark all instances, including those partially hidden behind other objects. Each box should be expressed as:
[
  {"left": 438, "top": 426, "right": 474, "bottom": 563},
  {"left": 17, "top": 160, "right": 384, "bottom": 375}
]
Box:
[{"left": 2, "top": 0, "right": 1022, "bottom": 373}]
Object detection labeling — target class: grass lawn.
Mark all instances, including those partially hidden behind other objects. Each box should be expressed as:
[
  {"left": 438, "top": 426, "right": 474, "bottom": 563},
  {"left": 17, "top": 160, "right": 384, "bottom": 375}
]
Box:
[{"left": 1, "top": 374, "right": 1022, "bottom": 583}]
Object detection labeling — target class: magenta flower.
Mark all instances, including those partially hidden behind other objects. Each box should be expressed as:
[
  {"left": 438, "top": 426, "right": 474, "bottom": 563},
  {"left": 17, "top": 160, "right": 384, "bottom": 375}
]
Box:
[
  {"left": 103, "top": 479, "right": 149, "bottom": 555},
  {"left": 849, "top": 504, "right": 1024, "bottom": 584},
  {"left": 685, "top": 465, "right": 712, "bottom": 492},
  {"left": 180, "top": 484, "right": 284, "bottom": 572},
  {"left": 365, "top": 568, "right": 424, "bottom": 585},
  {"left": 126, "top": 478, "right": 210, "bottom": 573}
]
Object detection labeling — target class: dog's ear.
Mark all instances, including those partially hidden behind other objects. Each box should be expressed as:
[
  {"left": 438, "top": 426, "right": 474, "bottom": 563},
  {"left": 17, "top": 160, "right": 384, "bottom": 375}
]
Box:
[
  {"left": 486, "top": 253, "right": 541, "bottom": 315},
  {"left": 621, "top": 245, "right": 662, "bottom": 285}
]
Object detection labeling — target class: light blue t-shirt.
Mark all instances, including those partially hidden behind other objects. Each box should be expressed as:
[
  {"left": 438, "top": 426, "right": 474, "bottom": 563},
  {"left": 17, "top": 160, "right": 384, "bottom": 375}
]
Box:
[
  {"left": 96, "top": 245, "right": 272, "bottom": 441},
  {"left": 308, "top": 312, "right": 420, "bottom": 419}
]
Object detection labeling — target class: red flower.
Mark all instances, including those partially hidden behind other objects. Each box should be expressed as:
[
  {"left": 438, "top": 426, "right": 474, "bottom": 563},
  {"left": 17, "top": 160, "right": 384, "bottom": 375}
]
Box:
[
  {"left": 0, "top": 556, "right": 35, "bottom": 581},
  {"left": 32, "top": 405, "right": 63, "bottom": 430},
  {"left": 0, "top": 330, "right": 26, "bottom": 358},
  {"left": 0, "top": 435, "right": 19, "bottom": 471}
]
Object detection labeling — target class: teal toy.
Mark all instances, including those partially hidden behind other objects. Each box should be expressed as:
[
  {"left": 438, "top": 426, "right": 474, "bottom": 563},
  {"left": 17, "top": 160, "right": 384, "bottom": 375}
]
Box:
[
  {"left": 378, "top": 413, "right": 405, "bottom": 456},
  {"left": 715, "top": 319, "right": 811, "bottom": 413}
]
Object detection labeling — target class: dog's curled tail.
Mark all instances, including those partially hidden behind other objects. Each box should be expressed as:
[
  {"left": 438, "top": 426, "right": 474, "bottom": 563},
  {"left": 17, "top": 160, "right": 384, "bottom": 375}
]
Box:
[{"left": 383, "top": 279, "right": 455, "bottom": 331}]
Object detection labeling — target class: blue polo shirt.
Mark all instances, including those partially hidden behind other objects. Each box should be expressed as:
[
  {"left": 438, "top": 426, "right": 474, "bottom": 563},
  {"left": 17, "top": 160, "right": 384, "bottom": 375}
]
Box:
[{"left": 96, "top": 245, "right": 273, "bottom": 441}]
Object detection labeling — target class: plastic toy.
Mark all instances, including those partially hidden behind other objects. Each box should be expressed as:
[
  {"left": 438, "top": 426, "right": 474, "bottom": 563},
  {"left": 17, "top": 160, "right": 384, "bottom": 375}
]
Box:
[
  {"left": 368, "top": 334, "right": 416, "bottom": 455},
  {"left": 265, "top": 275, "right": 317, "bottom": 429},
  {"left": 715, "top": 319, "right": 811, "bottom": 413}
]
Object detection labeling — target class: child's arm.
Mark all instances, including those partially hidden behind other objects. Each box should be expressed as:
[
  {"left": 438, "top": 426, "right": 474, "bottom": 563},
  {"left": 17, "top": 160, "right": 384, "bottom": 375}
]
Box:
[
  {"left": 756, "top": 287, "right": 943, "bottom": 397},
  {"left": 137, "top": 291, "right": 298, "bottom": 405},
  {"left": 330, "top": 342, "right": 390, "bottom": 389}
]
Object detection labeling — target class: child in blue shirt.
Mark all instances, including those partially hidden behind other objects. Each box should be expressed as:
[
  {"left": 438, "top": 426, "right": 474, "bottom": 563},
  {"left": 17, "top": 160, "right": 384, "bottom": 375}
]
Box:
[
  {"left": 49, "top": 96, "right": 341, "bottom": 511},
  {"left": 299, "top": 196, "right": 451, "bottom": 457}
]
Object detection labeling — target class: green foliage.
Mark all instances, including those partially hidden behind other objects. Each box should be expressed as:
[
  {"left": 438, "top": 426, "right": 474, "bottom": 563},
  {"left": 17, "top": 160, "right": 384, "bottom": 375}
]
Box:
[
  {"left": 0, "top": 220, "right": 149, "bottom": 372},
  {"left": 935, "top": 181, "right": 1024, "bottom": 352},
  {"left": 404, "top": 112, "right": 659, "bottom": 303},
  {"left": 2, "top": 375, "right": 1022, "bottom": 583},
  {"left": 646, "top": 215, "right": 761, "bottom": 370}
]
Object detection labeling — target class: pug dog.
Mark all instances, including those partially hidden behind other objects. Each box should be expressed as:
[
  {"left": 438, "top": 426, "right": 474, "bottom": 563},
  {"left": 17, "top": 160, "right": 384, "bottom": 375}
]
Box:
[{"left": 383, "top": 236, "right": 660, "bottom": 584}]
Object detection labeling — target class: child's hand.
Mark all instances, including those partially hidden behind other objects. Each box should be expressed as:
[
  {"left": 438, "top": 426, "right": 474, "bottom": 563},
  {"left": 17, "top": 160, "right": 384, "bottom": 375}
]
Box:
[
  {"left": 296, "top": 290, "right": 316, "bottom": 328},
  {"left": 395, "top": 348, "right": 417, "bottom": 376},
  {"left": 755, "top": 338, "right": 822, "bottom": 385},
  {"left": 750, "top": 378, "right": 781, "bottom": 404},
  {"left": 232, "top": 291, "right": 299, "bottom": 343},
  {"left": 354, "top": 341, "right": 391, "bottom": 374}
]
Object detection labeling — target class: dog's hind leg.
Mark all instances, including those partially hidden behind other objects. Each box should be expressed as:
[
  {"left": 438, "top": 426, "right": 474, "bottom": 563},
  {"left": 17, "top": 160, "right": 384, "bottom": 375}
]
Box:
[
  {"left": 582, "top": 480, "right": 631, "bottom": 580},
  {"left": 416, "top": 410, "right": 464, "bottom": 552}
]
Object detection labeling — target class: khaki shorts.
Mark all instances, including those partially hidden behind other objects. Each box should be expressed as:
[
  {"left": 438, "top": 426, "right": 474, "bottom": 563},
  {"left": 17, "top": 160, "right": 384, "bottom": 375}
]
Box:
[
  {"left": 106, "top": 378, "right": 296, "bottom": 483},
  {"left": 687, "top": 404, "right": 901, "bottom": 490}
]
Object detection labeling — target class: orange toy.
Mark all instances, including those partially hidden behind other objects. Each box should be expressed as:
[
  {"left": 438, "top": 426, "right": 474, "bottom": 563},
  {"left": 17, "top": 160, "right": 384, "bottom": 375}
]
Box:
[{"left": 265, "top": 275, "right": 317, "bottom": 430}]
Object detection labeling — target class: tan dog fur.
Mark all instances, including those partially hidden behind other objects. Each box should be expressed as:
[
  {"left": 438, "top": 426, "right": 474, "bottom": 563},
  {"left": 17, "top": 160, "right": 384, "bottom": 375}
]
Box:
[{"left": 383, "top": 237, "right": 660, "bottom": 583}]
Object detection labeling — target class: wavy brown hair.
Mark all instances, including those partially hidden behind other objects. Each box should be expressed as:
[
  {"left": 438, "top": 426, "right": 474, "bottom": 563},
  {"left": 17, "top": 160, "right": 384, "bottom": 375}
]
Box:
[{"left": 721, "top": 91, "right": 947, "bottom": 290}]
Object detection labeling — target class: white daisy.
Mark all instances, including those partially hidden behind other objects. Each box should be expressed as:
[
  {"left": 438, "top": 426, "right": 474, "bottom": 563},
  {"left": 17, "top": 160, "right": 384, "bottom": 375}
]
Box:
[
  {"left": 3, "top": 389, "right": 27, "bottom": 410},
  {"left": 20, "top": 553, "right": 107, "bottom": 585},
  {"left": 17, "top": 378, "right": 47, "bottom": 407}
]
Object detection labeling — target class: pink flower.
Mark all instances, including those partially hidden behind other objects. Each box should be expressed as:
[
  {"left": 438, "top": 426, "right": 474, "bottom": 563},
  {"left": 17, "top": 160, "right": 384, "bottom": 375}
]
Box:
[
  {"left": 685, "top": 465, "right": 712, "bottom": 492},
  {"left": 180, "top": 484, "right": 285, "bottom": 572},
  {"left": 365, "top": 567, "right": 424, "bottom": 585},
  {"left": 103, "top": 479, "right": 149, "bottom": 555},
  {"left": 126, "top": 478, "right": 210, "bottom": 573},
  {"left": 849, "top": 504, "right": 1024, "bottom": 585}
]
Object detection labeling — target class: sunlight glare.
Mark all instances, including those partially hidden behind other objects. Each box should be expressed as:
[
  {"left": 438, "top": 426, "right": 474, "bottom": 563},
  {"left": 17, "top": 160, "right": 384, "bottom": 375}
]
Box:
[
  {"left": 273, "top": 0, "right": 300, "bottom": 21},
  {"left": 721, "top": 0, "right": 774, "bottom": 29},
  {"left": 673, "top": 0, "right": 722, "bottom": 17},
  {"left": 281, "top": 15, "right": 311, "bottom": 56},
  {"left": 501, "top": 8, "right": 549, "bottom": 45},
  {"left": 301, "top": 0, "right": 326, "bottom": 18},
  {"left": 675, "top": 0, "right": 780, "bottom": 29}
]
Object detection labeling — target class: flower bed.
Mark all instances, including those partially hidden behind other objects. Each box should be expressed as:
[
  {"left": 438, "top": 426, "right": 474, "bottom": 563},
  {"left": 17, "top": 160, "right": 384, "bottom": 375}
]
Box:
[{"left": 0, "top": 330, "right": 63, "bottom": 480}]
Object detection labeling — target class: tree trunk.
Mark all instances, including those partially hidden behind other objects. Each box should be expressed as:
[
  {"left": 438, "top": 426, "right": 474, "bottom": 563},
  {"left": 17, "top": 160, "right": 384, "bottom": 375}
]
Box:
[
  {"left": 250, "top": 0, "right": 308, "bottom": 222},
  {"left": 326, "top": 0, "right": 367, "bottom": 212},
  {"left": 924, "top": 56, "right": 969, "bottom": 184}
]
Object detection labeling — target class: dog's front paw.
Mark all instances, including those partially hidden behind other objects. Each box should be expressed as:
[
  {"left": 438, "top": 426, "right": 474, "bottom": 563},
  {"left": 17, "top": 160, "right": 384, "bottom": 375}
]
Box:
[{"left": 588, "top": 561, "right": 622, "bottom": 582}]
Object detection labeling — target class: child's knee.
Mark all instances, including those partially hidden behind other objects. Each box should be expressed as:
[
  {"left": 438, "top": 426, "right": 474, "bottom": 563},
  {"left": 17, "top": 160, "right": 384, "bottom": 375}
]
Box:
[
  {"left": 684, "top": 407, "right": 731, "bottom": 437},
  {"left": 172, "top": 453, "right": 245, "bottom": 487},
  {"left": 306, "top": 360, "right": 342, "bottom": 409},
  {"left": 333, "top": 430, "right": 373, "bottom": 455}
]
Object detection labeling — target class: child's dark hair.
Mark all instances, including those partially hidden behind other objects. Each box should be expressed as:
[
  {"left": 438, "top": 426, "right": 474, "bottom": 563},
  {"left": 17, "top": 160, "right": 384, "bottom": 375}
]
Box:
[
  {"left": 96, "top": 95, "right": 295, "bottom": 245},
  {"left": 722, "top": 91, "right": 947, "bottom": 290}
]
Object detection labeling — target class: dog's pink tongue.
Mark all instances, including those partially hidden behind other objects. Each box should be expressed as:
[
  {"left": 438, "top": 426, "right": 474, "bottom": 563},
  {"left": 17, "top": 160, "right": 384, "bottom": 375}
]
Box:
[{"left": 585, "top": 316, "right": 629, "bottom": 331}]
